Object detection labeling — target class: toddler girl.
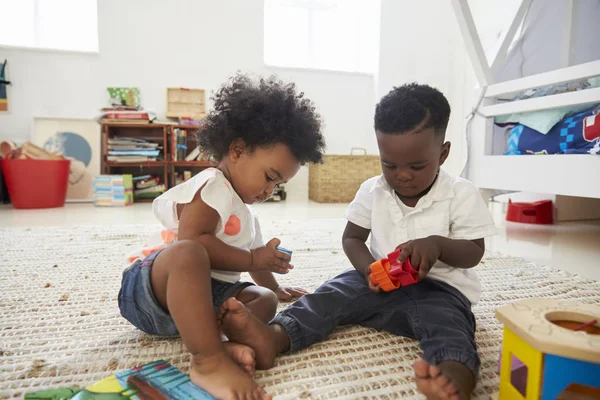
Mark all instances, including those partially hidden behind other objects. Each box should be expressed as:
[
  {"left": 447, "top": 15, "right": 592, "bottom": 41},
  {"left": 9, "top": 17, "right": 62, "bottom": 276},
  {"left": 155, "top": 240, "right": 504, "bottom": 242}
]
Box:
[{"left": 118, "top": 73, "right": 325, "bottom": 400}]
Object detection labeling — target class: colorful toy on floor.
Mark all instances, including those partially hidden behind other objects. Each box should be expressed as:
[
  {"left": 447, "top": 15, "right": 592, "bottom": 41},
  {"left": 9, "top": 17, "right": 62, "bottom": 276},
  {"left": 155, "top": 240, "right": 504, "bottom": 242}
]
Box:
[
  {"left": 369, "top": 249, "right": 418, "bottom": 292},
  {"left": 25, "top": 388, "right": 82, "bottom": 400},
  {"left": 23, "top": 360, "right": 218, "bottom": 400},
  {"left": 496, "top": 298, "right": 600, "bottom": 400}
]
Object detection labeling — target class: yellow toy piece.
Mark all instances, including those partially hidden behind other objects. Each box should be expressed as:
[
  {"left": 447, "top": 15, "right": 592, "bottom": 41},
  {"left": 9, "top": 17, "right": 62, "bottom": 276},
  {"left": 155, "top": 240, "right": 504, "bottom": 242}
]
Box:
[{"left": 499, "top": 327, "right": 543, "bottom": 400}]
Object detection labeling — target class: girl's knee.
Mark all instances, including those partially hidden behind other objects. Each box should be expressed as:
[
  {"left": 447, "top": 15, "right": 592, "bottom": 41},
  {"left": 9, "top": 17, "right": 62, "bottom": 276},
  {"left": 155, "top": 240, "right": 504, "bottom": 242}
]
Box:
[
  {"left": 259, "top": 286, "right": 279, "bottom": 308},
  {"left": 166, "top": 240, "right": 210, "bottom": 268},
  {"left": 239, "top": 286, "right": 278, "bottom": 317}
]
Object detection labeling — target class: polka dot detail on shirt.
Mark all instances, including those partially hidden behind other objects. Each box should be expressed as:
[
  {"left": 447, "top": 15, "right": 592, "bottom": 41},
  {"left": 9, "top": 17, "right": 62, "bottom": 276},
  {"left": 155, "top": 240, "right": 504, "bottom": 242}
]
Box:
[{"left": 224, "top": 215, "right": 242, "bottom": 236}]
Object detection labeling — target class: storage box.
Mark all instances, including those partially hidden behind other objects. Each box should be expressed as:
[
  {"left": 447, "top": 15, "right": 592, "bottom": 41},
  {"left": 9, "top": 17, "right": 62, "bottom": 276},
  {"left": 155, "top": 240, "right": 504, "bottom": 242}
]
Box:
[
  {"left": 309, "top": 148, "right": 381, "bottom": 203},
  {"left": 167, "top": 88, "right": 205, "bottom": 120},
  {"left": 93, "top": 174, "right": 134, "bottom": 206}
]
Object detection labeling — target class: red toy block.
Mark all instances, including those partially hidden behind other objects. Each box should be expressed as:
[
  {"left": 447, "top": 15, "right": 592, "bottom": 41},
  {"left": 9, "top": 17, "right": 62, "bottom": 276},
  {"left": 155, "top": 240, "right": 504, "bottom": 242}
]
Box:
[
  {"left": 506, "top": 199, "right": 553, "bottom": 224},
  {"left": 369, "top": 249, "right": 419, "bottom": 292}
]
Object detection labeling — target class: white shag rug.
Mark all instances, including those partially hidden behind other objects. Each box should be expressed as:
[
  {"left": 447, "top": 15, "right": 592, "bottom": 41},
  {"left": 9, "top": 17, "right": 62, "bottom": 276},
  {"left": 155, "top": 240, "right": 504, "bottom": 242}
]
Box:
[{"left": 1, "top": 220, "right": 599, "bottom": 399}]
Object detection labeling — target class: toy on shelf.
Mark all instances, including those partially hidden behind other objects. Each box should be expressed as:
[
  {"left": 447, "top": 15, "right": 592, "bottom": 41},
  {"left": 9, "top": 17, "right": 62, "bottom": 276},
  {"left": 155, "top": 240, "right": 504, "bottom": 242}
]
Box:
[
  {"left": 369, "top": 249, "right": 418, "bottom": 292},
  {"left": 496, "top": 298, "right": 600, "bottom": 400}
]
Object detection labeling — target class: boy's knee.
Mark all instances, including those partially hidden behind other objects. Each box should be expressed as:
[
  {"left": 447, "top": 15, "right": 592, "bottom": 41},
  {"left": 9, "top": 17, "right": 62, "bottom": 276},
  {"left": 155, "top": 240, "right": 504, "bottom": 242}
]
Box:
[{"left": 168, "top": 240, "right": 210, "bottom": 267}]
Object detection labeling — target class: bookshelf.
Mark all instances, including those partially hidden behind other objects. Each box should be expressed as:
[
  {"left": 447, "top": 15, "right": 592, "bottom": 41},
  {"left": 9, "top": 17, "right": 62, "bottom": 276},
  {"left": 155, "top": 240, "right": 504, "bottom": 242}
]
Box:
[{"left": 100, "top": 122, "right": 216, "bottom": 201}]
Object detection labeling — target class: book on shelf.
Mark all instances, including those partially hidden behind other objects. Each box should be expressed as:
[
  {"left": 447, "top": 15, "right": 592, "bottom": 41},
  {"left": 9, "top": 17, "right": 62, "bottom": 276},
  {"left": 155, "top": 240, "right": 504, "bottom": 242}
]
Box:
[
  {"left": 108, "top": 137, "right": 159, "bottom": 147},
  {"left": 97, "top": 108, "right": 157, "bottom": 123},
  {"left": 107, "top": 156, "right": 157, "bottom": 162},
  {"left": 108, "top": 150, "right": 160, "bottom": 156},
  {"left": 172, "top": 128, "right": 189, "bottom": 161},
  {"left": 102, "top": 119, "right": 152, "bottom": 124},
  {"left": 185, "top": 146, "right": 201, "bottom": 161},
  {"left": 135, "top": 176, "right": 161, "bottom": 190},
  {"left": 135, "top": 184, "right": 166, "bottom": 196},
  {"left": 107, "top": 137, "right": 162, "bottom": 162}
]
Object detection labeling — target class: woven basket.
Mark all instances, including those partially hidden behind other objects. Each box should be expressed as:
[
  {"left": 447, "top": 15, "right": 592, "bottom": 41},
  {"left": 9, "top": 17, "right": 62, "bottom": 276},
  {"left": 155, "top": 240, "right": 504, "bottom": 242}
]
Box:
[{"left": 309, "top": 148, "right": 381, "bottom": 203}]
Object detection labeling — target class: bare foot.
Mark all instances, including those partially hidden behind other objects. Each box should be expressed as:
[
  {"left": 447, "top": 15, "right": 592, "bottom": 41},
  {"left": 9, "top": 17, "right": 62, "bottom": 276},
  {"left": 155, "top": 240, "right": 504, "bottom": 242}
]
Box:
[
  {"left": 218, "top": 298, "right": 278, "bottom": 369},
  {"left": 413, "top": 359, "right": 474, "bottom": 400},
  {"left": 223, "top": 341, "right": 256, "bottom": 376},
  {"left": 190, "top": 351, "right": 271, "bottom": 400}
]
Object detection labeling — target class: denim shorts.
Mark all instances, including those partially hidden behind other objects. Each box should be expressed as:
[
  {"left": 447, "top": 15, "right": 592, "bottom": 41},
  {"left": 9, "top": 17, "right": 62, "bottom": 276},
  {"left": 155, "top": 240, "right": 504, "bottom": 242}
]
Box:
[{"left": 118, "top": 250, "right": 254, "bottom": 337}]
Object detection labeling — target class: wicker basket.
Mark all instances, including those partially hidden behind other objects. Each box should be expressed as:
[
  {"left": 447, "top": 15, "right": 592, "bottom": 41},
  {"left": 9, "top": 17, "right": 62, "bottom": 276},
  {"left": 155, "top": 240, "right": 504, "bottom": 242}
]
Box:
[{"left": 309, "top": 148, "right": 381, "bottom": 203}]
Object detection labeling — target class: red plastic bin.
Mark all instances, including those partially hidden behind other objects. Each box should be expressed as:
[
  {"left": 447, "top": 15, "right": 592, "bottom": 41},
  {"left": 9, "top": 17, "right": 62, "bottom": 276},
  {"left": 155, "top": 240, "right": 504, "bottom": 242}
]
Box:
[
  {"left": 506, "top": 199, "right": 554, "bottom": 224},
  {"left": 1, "top": 158, "right": 71, "bottom": 209}
]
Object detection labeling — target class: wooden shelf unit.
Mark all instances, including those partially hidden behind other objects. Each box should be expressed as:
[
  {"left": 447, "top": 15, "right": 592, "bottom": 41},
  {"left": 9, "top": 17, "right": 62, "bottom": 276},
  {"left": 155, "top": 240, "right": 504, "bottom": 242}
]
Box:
[{"left": 100, "top": 123, "right": 216, "bottom": 200}]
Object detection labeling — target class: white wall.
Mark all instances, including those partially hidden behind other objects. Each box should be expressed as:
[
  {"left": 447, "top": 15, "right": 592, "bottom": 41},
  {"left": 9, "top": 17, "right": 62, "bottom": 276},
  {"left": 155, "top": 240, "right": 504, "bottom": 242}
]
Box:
[
  {"left": 377, "top": 0, "right": 474, "bottom": 177},
  {"left": 3, "top": 0, "right": 524, "bottom": 199},
  {"left": 0, "top": 0, "right": 376, "bottom": 199}
]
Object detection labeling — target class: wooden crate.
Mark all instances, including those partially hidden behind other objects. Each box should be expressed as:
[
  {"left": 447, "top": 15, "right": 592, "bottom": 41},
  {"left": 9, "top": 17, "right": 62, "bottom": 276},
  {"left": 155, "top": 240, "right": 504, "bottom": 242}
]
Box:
[
  {"left": 309, "top": 149, "right": 381, "bottom": 203},
  {"left": 166, "top": 88, "right": 206, "bottom": 119}
]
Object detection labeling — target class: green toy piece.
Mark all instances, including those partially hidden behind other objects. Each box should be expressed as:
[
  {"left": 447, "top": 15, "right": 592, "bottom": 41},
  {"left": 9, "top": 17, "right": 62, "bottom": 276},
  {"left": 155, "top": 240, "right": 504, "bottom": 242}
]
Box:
[{"left": 25, "top": 388, "right": 82, "bottom": 400}]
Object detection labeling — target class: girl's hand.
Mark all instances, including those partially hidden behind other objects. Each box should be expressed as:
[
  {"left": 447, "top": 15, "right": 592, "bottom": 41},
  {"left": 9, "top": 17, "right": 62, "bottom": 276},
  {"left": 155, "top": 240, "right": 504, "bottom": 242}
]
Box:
[
  {"left": 251, "top": 238, "right": 293, "bottom": 274},
  {"left": 274, "top": 286, "right": 308, "bottom": 301},
  {"left": 396, "top": 237, "right": 442, "bottom": 280}
]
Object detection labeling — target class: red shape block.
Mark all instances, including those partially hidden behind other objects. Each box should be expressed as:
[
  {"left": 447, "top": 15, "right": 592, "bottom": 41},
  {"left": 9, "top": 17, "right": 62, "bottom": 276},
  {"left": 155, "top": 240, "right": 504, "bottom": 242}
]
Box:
[
  {"left": 370, "top": 249, "right": 419, "bottom": 292},
  {"left": 506, "top": 199, "right": 553, "bottom": 224}
]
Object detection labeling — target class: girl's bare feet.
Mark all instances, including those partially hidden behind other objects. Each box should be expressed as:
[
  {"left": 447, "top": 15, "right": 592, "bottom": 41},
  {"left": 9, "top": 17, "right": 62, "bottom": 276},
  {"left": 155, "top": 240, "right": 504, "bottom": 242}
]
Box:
[
  {"left": 190, "top": 351, "right": 271, "bottom": 400},
  {"left": 218, "top": 298, "right": 279, "bottom": 369},
  {"left": 223, "top": 341, "right": 256, "bottom": 376},
  {"left": 413, "top": 359, "right": 474, "bottom": 400}
]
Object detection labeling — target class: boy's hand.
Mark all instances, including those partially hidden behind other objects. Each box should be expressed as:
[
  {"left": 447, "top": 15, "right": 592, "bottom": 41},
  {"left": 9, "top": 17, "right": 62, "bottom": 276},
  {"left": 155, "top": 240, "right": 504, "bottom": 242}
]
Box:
[
  {"left": 251, "top": 238, "right": 294, "bottom": 274},
  {"left": 363, "top": 264, "right": 382, "bottom": 294},
  {"left": 274, "top": 286, "right": 308, "bottom": 301},
  {"left": 397, "top": 237, "right": 442, "bottom": 280}
]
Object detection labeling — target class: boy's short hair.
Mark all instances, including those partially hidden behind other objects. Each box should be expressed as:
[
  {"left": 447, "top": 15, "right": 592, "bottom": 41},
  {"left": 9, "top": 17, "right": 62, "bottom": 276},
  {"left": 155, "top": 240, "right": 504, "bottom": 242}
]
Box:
[
  {"left": 374, "top": 83, "right": 451, "bottom": 138},
  {"left": 198, "top": 73, "right": 325, "bottom": 164}
]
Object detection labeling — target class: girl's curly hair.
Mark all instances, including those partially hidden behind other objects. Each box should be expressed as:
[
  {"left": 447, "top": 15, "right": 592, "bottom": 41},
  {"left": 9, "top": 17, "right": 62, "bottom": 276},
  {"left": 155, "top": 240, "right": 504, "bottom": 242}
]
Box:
[{"left": 197, "top": 73, "right": 325, "bottom": 163}]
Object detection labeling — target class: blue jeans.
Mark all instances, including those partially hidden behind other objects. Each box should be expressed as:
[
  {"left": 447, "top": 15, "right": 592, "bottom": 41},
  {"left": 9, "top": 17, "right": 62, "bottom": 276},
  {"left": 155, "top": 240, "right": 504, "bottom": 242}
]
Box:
[
  {"left": 272, "top": 269, "right": 480, "bottom": 375},
  {"left": 118, "top": 250, "right": 253, "bottom": 337}
]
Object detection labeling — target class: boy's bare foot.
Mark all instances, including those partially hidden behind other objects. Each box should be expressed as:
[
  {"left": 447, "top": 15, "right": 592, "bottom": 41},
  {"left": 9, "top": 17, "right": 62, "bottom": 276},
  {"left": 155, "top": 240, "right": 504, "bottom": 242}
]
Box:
[
  {"left": 223, "top": 341, "right": 256, "bottom": 376},
  {"left": 218, "top": 298, "right": 278, "bottom": 369},
  {"left": 413, "top": 359, "right": 474, "bottom": 400},
  {"left": 190, "top": 352, "right": 271, "bottom": 400}
]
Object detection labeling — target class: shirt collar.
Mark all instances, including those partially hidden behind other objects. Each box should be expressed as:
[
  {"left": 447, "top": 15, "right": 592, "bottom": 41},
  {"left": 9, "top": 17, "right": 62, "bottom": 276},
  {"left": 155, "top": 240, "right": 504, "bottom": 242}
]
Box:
[{"left": 369, "top": 169, "right": 455, "bottom": 208}]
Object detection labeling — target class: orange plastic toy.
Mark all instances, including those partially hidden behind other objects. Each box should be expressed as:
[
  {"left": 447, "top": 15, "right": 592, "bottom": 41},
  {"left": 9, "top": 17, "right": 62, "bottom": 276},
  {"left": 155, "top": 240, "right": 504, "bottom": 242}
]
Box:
[{"left": 369, "top": 249, "right": 419, "bottom": 292}]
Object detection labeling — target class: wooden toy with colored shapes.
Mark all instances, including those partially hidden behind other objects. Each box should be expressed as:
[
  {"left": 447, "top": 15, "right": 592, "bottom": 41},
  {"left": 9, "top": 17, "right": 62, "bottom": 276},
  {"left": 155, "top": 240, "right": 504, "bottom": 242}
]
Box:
[
  {"left": 369, "top": 249, "right": 419, "bottom": 292},
  {"left": 496, "top": 298, "right": 600, "bottom": 400}
]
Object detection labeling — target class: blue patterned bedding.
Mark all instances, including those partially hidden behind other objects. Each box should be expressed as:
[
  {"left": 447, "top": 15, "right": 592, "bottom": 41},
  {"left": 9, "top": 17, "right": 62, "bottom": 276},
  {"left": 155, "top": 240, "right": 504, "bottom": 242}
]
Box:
[{"left": 505, "top": 106, "right": 600, "bottom": 155}]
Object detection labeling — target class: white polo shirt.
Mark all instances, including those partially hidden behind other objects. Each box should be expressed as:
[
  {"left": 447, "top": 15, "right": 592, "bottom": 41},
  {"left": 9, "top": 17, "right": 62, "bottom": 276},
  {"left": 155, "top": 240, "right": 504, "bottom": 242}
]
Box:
[{"left": 345, "top": 170, "right": 497, "bottom": 304}]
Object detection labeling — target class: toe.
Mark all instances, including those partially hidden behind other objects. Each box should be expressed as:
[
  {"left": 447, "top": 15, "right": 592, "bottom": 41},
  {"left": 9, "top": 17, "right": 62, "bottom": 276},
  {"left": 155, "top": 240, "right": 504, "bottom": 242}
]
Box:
[
  {"left": 413, "top": 359, "right": 431, "bottom": 379},
  {"left": 428, "top": 363, "right": 442, "bottom": 379}
]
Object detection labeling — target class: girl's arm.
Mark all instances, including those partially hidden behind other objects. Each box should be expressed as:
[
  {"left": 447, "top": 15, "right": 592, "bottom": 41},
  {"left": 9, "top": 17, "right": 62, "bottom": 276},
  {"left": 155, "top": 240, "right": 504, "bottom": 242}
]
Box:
[
  {"left": 177, "top": 191, "right": 291, "bottom": 274},
  {"left": 249, "top": 271, "right": 278, "bottom": 290}
]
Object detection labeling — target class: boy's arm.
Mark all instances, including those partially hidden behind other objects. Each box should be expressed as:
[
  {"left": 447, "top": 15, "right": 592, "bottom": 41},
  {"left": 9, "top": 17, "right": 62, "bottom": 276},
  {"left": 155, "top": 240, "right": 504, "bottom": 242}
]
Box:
[
  {"left": 433, "top": 237, "right": 484, "bottom": 268},
  {"left": 177, "top": 192, "right": 291, "bottom": 274},
  {"left": 342, "top": 221, "right": 375, "bottom": 276}
]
